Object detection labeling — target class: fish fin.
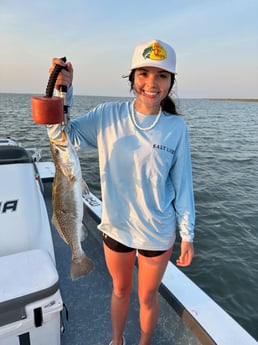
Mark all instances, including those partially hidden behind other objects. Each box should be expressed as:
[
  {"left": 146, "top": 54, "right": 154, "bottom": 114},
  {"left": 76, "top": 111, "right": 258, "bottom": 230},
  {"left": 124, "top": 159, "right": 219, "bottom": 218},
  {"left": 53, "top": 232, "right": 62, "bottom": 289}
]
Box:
[
  {"left": 80, "top": 224, "right": 88, "bottom": 242},
  {"left": 81, "top": 178, "right": 90, "bottom": 195},
  {"left": 71, "top": 253, "right": 94, "bottom": 280},
  {"left": 51, "top": 215, "right": 69, "bottom": 245}
]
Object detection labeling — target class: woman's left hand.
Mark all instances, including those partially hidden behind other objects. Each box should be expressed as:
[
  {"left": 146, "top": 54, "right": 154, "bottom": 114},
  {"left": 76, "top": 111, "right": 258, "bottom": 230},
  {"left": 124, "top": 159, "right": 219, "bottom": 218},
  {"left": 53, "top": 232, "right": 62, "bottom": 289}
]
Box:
[{"left": 176, "top": 241, "right": 194, "bottom": 267}]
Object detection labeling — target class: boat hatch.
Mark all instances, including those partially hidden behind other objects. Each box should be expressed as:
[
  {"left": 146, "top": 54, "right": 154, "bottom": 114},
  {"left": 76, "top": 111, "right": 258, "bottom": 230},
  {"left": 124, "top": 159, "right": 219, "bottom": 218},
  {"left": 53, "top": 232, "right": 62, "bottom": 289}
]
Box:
[{"left": 0, "top": 145, "right": 32, "bottom": 165}]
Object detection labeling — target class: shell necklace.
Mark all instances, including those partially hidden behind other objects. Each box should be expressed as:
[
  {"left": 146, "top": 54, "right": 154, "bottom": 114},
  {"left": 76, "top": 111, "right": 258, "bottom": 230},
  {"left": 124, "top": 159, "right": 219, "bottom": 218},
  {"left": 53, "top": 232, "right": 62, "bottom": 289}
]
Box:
[{"left": 131, "top": 100, "right": 162, "bottom": 131}]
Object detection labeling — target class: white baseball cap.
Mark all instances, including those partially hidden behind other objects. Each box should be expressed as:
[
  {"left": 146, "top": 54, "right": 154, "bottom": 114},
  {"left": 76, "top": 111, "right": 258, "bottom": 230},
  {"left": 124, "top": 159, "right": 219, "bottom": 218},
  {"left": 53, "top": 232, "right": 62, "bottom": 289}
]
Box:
[{"left": 130, "top": 39, "right": 176, "bottom": 74}]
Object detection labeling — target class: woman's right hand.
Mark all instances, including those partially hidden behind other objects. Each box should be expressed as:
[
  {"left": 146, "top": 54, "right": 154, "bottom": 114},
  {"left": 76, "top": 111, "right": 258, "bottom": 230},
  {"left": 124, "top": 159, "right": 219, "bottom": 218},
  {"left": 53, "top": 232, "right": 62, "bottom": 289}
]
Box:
[
  {"left": 176, "top": 241, "right": 194, "bottom": 267},
  {"left": 49, "top": 58, "right": 73, "bottom": 90}
]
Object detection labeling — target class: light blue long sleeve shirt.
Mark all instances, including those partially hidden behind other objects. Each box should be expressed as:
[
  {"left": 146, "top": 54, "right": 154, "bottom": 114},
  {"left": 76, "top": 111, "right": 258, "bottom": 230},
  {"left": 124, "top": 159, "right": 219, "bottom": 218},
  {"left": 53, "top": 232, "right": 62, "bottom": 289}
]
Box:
[{"left": 48, "top": 88, "right": 195, "bottom": 250}]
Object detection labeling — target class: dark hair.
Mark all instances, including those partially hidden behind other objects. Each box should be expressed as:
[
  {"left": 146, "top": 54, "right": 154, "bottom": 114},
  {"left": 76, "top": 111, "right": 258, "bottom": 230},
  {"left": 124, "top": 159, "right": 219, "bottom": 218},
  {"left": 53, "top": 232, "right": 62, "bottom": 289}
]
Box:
[{"left": 128, "top": 70, "right": 178, "bottom": 115}]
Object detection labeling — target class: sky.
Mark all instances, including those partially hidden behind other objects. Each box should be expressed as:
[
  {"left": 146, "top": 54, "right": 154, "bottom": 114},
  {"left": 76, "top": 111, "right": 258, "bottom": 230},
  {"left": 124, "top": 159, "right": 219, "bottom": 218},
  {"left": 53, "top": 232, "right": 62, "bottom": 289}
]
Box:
[{"left": 1, "top": 0, "right": 257, "bottom": 98}]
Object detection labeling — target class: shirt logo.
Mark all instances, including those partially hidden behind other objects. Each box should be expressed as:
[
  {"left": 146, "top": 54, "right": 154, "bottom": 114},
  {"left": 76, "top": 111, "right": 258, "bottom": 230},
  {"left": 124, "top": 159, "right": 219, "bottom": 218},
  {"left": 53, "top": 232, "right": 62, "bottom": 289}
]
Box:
[
  {"left": 153, "top": 144, "right": 174, "bottom": 155},
  {"left": 142, "top": 42, "right": 167, "bottom": 61}
]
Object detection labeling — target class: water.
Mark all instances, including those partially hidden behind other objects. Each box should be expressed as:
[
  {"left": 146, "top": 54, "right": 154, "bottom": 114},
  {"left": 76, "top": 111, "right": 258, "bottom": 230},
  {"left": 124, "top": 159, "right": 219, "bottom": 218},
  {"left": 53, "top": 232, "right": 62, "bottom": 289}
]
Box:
[{"left": 0, "top": 93, "right": 257, "bottom": 340}]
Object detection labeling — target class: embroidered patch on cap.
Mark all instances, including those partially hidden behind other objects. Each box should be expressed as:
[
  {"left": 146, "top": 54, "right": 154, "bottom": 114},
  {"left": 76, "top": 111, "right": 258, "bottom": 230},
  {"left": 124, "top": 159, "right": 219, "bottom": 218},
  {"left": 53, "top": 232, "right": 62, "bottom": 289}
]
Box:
[{"left": 142, "top": 42, "right": 167, "bottom": 61}]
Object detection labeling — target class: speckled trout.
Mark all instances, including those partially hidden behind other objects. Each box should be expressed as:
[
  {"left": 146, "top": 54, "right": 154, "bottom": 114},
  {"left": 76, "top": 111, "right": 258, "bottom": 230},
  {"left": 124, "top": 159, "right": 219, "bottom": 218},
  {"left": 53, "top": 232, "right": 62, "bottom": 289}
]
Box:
[{"left": 50, "top": 130, "right": 94, "bottom": 280}]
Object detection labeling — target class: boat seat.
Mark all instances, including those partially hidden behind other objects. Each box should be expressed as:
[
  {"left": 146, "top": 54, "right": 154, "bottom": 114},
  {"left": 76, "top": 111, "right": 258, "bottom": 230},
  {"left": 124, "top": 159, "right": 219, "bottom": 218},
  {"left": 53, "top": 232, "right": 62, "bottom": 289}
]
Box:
[{"left": 0, "top": 145, "right": 32, "bottom": 165}]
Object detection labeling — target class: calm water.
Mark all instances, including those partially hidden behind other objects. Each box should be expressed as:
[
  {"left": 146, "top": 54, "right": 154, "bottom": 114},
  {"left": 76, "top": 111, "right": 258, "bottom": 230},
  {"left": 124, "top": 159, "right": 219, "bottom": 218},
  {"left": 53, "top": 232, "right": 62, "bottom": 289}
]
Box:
[{"left": 0, "top": 93, "right": 257, "bottom": 340}]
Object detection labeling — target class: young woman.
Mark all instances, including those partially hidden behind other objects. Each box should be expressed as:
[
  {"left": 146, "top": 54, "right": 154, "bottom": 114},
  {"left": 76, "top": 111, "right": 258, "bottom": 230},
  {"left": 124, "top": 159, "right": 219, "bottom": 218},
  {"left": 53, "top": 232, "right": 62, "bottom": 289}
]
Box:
[{"left": 48, "top": 39, "right": 195, "bottom": 345}]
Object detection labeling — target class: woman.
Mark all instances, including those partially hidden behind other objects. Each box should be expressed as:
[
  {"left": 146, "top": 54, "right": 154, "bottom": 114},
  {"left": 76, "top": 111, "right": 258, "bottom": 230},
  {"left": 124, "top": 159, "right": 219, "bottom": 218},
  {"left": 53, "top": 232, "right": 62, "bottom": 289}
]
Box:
[{"left": 48, "top": 39, "right": 195, "bottom": 345}]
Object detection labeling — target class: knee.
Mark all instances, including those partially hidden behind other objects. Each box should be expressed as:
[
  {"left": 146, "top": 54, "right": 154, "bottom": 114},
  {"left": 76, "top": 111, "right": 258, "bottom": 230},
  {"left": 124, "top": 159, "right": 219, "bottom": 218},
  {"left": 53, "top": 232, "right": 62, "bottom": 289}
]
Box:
[
  {"left": 139, "top": 289, "right": 158, "bottom": 308},
  {"left": 113, "top": 284, "right": 132, "bottom": 300}
]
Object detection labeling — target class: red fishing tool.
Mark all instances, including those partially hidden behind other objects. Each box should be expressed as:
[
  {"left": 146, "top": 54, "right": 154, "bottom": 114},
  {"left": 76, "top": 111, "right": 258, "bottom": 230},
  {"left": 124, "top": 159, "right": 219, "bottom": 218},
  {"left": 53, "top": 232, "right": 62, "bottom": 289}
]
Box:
[{"left": 31, "top": 57, "right": 68, "bottom": 124}]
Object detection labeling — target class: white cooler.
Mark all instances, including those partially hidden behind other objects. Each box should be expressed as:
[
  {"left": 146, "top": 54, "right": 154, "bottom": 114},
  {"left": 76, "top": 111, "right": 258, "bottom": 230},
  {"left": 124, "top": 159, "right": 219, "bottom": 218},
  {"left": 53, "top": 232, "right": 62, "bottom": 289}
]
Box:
[{"left": 0, "top": 249, "right": 63, "bottom": 345}]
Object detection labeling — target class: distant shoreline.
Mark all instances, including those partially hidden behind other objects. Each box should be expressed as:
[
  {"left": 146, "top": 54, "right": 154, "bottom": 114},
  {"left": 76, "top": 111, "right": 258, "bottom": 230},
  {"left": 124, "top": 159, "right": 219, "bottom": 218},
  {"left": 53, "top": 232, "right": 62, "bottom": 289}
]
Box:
[
  {"left": 0, "top": 92, "right": 257, "bottom": 103},
  {"left": 207, "top": 98, "right": 258, "bottom": 103}
]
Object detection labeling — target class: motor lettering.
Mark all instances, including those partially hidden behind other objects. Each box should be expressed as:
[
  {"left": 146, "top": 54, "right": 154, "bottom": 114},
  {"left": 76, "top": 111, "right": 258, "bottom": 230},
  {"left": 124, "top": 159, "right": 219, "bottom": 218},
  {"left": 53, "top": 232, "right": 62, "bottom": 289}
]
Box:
[{"left": 0, "top": 200, "right": 18, "bottom": 213}]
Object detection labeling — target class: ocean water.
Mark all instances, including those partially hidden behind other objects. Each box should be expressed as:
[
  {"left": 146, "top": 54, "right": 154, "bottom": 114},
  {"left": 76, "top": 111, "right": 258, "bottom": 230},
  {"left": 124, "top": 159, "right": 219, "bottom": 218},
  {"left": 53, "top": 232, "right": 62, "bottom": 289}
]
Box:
[{"left": 0, "top": 93, "right": 257, "bottom": 340}]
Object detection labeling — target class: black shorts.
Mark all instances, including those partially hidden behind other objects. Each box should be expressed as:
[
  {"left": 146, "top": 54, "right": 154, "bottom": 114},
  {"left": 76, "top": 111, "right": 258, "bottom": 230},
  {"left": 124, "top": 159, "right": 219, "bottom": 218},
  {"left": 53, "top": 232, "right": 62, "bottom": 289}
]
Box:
[{"left": 102, "top": 233, "right": 167, "bottom": 258}]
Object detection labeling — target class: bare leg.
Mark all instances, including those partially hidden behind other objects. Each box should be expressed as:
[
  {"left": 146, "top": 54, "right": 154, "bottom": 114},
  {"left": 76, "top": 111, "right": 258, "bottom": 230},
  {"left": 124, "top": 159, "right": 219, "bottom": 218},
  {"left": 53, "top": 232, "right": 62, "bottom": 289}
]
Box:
[
  {"left": 103, "top": 242, "right": 136, "bottom": 345},
  {"left": 137, "top": 248, "right": 173, "bottom": 345}
]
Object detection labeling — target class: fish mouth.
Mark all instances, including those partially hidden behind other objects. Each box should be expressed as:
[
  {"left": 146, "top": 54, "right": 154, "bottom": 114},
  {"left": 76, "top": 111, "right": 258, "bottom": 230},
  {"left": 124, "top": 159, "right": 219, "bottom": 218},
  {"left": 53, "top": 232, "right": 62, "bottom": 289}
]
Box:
[{"left": 50, "top": 130, "right": 68, "bottom": 148}]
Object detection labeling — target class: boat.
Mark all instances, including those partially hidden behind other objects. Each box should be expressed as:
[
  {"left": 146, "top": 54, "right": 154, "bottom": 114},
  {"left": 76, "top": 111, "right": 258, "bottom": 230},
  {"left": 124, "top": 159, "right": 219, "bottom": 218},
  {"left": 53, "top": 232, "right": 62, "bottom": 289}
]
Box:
[{"left": 0, "top": 138, "right": 256, "bottom": 345}]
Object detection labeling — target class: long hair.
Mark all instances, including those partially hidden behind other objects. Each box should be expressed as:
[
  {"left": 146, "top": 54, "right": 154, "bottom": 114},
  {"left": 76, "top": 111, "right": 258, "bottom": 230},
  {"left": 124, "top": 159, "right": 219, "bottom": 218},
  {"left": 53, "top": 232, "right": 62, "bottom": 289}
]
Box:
[{"left": 128, "top": 70, "right": 178, "bottom": 115}]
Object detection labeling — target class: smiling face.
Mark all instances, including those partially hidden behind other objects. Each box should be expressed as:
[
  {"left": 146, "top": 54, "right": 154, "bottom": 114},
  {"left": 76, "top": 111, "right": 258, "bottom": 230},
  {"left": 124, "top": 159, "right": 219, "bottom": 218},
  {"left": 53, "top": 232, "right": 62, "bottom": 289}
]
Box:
[{"left": 133, "top": 67, "right": 172, "bottom": 114}]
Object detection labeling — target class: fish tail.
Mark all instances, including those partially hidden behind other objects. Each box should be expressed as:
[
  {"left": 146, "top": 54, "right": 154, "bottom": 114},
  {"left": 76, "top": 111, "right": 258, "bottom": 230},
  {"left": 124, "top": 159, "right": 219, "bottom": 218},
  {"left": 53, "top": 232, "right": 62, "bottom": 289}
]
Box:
[{"left": 71, "top": 252, "right": 94, "bottom": 280}]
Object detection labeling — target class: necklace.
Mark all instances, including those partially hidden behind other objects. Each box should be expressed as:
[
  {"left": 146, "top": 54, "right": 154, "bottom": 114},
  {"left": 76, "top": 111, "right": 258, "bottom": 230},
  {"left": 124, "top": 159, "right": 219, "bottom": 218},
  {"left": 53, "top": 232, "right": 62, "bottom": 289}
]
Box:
[{"left": 131, "top": 100, "right": 162, "bottom": 131}]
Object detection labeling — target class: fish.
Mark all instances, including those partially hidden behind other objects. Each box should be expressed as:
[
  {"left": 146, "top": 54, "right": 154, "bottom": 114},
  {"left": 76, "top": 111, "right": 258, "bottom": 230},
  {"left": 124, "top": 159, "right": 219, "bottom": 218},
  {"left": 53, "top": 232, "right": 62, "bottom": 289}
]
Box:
[{"left": 50, "top": 129, "right": 94, "bottom": 280}]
